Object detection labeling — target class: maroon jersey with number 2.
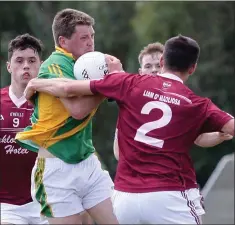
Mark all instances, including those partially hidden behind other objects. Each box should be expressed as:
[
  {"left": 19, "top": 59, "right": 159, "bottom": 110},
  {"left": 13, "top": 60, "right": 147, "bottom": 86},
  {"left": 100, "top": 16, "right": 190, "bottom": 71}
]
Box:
[{"left": 90, "top": 72, "right": 233, "bottom": 193}]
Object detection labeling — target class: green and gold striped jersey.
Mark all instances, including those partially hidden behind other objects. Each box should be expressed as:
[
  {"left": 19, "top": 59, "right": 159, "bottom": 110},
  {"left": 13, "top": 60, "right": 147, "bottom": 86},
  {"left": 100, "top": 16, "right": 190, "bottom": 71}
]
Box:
[{"left": 16, "top": 47, "right": 96, "bottom": 164}]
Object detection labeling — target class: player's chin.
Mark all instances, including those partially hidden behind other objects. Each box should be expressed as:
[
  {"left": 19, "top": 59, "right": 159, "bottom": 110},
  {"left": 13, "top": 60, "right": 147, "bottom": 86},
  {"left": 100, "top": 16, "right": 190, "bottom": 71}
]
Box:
[{"left": 21, "top": 78, "right": 32, "bottom": 85}]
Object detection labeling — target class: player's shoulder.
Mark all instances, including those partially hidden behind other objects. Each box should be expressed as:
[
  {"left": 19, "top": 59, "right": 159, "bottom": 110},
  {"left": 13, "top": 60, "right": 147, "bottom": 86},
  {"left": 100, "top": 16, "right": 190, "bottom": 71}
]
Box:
[
  {"left": 167, "top": 83, "right": 209, "bottom": 106},
  {"left": 39, "top": 51, "right": 75, "bottom": 79},
  {"left": 122, "top": 72, "right": 151, "bottom": 83},
  {"left": 187, "top": 88, "right": 211, "bottom": 105},
  {"left": 42, "top": 51, "right": 74, "bottom": 68},
  {"left": 52, "top": 50, "right": 75, "bottom": 66},
  {"left": 0, "top": 86, "right": 9, "bottom": 96}
]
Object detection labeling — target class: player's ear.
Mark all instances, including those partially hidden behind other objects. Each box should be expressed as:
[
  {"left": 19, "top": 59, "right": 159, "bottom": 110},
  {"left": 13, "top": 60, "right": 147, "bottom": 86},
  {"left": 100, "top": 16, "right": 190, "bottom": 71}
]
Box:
[
  {"left": 6, "top": 61, "right": 11, "bottom": 74},
  {"left": 160, "top": 55, "right": 164, "bottom": 68},
  {"left": 188, "top": 63, "right": 197, "bottom": 75},
  {"left": 138, "top": 68, "right": 142, "bottom": 75},
  {"left": 58, "top": 36, "right": 66, "bottom": 49}
]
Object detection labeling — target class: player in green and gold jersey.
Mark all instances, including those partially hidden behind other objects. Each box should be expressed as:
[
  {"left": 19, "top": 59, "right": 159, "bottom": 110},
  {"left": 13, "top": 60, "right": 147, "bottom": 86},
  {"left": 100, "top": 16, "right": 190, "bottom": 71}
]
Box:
[{"left": 16, "top": 8, "right": 118, "bottom": 225}]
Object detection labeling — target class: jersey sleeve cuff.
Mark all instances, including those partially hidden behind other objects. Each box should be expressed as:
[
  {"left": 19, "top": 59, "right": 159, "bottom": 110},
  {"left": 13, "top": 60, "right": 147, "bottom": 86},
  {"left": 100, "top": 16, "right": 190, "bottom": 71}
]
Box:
[
  {"left": 217, "top": 115, "right": 234, "bottom": 131},
  {"left": 90, "top": 80, "right": 98, "bottom": 94}
]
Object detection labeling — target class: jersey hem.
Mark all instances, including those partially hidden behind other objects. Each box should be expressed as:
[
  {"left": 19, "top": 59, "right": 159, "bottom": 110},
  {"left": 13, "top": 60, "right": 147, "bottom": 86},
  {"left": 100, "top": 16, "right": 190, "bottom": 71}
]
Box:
[
  {"left": 0, "top": 199, "right": 33, "bottom": 206},
  {"left": 46, "top": 149, "right": 95, "bottom": 164},
  {"left": 114, "top": 184, "right": 198, "bottom": 193}
]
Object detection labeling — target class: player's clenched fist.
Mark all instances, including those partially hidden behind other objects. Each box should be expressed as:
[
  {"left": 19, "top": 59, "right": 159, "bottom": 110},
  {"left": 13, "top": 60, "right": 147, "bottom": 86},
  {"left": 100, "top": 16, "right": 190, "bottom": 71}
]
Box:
[
  {"left": 23, "top": 78, "right": 37, "bottom": 100},
  {"left": 105, "top": 54, "right": 124, "bottom": 74}
]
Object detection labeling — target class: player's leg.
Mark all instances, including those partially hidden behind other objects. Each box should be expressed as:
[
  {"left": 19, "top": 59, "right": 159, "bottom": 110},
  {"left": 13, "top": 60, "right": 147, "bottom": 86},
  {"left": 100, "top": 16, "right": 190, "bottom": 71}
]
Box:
[
  {"left": 81, "top": 154, "right": 119, "bottom": 224},
  {"left": 86, "top": 198, "right": 118, "bottom": 224},
  {"left": 1, "top": 217, "right": 26, "bottom": 225},
  {"left": 190, "top": 188, "right": 205, "bottom": 217},
  {"left": 81, "top": 211, "right": 94, "bottom": 224},
  {"left": 111, "top": 190, "right": 141, "bottom": 224},
  {"left": 31, "top": 158, "right": 85, "bottom": 224},
  {"left": 139, "top": 190, "right": 202, "bottom": 224},
  {"left": 0, "top": 203, "right": 28, "bottom": 224},
  {"left": 1, "top": 201, "right": 48, "bottom": 225},
  {"left": 1, "top": 222, "right": 16, "bottom": 224},
  {"left": 185, "top": 188, "right": 205, "bottom": 224},
  {"left": 46, "top": 213, "right": 83, "bottom": 224},
  {"left": 17, "top": 201, "right": 48, "bottom": 224}
]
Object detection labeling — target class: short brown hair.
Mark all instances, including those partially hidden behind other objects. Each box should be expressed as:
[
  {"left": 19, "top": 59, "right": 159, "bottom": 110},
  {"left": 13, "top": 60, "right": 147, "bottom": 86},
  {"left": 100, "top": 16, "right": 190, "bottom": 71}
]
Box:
[
  {"left": 138, "top": 42, "right": 164, "bottom": 65},
  {"left": 8, "top": 33, "right": 44, "bottom": 60},
  {"left": 52, "top": 8, "right": 95, "bottom": 46},
  {"left": 163, "top": 35, "right": 200, "bottom": 72}
]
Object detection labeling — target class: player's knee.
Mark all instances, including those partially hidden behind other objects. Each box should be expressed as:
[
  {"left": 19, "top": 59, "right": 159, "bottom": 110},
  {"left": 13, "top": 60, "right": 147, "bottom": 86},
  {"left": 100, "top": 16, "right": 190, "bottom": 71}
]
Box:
[{"left": 47, "top": 213, "right": 83, "bottom": 225}]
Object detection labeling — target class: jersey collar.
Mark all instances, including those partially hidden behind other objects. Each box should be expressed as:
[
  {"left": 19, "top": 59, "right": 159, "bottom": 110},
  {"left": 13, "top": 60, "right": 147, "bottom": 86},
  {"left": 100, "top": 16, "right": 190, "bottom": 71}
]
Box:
[
  {"left": 158, "top": 73, "right": 184, "bottom": 83},
  {"left": 9, "top": 85, "right": 27, "bottom": 108},
  {"left": 55, "top": 46, "right": 75, "bottom": 60}
]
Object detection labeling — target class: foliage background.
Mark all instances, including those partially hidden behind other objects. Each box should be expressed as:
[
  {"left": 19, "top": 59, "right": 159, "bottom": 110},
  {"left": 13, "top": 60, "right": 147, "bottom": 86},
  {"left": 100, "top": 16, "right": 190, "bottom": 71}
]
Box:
[{"left": 1, "top": 1, "right": 234, "bottom": 188}]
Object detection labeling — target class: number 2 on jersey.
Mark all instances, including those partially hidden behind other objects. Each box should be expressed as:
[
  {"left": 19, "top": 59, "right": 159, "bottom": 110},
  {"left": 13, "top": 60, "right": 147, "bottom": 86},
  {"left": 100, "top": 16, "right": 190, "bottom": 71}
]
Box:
[{"left": 134, "top": 101, "right": 172, "bottom": 148}]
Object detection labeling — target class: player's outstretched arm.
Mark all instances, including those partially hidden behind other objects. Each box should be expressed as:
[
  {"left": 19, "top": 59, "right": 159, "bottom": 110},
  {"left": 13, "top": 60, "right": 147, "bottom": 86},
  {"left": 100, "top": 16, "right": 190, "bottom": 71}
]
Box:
[
  {"left": 24, "top": 54, "right": 123, "bottom": 100},
  {"left": 24, "top": 77, "right": 74, "bottom": 99},
  {"left": 64, "top": 54, "right": 124, "bottom": 97},
  {"left": 64, "top": 80, "right": 93, "bottom": 96},
  {"left": 24, "top": 77, "right": 104, "bottom": 119},
  {"left": 24, "top": 77, "right": 93, "bottom": 99},
  {"left": 194, "top": 132, "right": 233, "bottom": 147}
]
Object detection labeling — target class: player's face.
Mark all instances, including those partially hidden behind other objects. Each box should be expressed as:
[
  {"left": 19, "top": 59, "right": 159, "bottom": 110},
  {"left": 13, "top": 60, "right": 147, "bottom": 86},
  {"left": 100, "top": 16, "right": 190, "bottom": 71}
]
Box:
[
  {"left": 66, "top": 25, "right": 95, "bottom": 59},
  {"left": 139, "top": 52, "right": 162, "bottom": 76},
  {"left": 7, "top": 48, "right": 41, "bottom": 87}
]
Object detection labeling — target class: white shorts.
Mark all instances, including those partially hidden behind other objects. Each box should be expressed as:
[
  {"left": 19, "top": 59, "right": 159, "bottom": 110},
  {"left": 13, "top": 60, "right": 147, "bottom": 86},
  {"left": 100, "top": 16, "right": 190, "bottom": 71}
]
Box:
[
  {"left": 112, "top": 188, "right": 205, "bottom": 224},
  {"left": 31, "top": 153, "right": 114, "bottom": 218},
  {"left": 1, "top": 201, "right": 48, "bottom": 224}
]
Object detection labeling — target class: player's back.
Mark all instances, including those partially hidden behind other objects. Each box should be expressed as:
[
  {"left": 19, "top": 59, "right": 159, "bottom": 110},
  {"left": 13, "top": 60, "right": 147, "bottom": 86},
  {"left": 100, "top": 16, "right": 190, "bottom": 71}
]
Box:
[
  {"left": 0, "top": 86, "right": 36, "bottom": 205},
  {"left": 114, "top": 73, "right": 230, "bottom": 192}
]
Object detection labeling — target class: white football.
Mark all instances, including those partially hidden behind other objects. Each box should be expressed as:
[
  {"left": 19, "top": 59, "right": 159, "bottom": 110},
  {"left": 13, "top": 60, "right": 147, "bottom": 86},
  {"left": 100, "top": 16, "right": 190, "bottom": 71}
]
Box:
[{"left": 73, "top": 51, "right": 109, "bottom": 80}]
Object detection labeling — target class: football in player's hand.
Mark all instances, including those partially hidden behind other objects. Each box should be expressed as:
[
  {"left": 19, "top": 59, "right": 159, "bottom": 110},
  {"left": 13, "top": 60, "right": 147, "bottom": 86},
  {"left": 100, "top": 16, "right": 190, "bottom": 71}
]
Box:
[{"left": 73, "top": 51, "right": 109, "bottom": 80}]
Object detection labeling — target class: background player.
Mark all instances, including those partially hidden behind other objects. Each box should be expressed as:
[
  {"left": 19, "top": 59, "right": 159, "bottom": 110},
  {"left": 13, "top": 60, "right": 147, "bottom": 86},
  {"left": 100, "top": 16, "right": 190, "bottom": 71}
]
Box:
[
  {"left": 138, "top": 42, "right": 164, "bottom": 75},
  {"left": 0, "top": 34, "right": 47, "bottom": 224},
  {"left": 24, "top": 35, "right": 234, "bottom": 224},
  {"left": 16, "top": 8, "right": 118, "bottom": 225}
]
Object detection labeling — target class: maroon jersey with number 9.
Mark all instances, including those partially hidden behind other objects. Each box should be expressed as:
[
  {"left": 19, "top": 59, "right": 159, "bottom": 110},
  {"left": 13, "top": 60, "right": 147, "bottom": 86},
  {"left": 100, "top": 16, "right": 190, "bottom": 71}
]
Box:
[{"left": 0, "top": 86, "right": 37, "bottom": 205}]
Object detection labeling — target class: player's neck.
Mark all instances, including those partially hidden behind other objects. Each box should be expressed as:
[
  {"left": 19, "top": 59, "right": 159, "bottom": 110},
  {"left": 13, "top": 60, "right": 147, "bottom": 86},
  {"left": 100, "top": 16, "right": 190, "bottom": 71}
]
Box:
[
  {"left": 10, "top": 82, "right": 26, "bottom": 98},
  {"left": 161, "top": 68, "right": 188, "bottom": 83}
]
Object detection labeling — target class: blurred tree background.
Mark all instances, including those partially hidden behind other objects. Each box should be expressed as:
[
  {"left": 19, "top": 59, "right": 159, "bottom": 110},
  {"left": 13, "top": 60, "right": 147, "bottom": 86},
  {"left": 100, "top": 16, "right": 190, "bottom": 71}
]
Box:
[{"left": 0, "top": 1, "right": 234, "bottom": 188}]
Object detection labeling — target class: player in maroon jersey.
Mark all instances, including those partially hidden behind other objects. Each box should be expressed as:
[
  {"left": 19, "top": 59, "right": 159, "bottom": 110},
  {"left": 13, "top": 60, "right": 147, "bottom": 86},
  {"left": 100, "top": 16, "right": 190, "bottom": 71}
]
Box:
[
  {"left": 114, "top": 42, "right": 233, "bottom": 160},
  {"left": 112, "top": 41, "right": 233, "bottom": 222},
  {"left": 138, "top": 41, "right": 233, "bottom": 146},
  {"left": 0, "top": 34, "right": 48, "bottom": 224},
  {"left": 23, "top": 35, "right": 234, "bottom": 224}
]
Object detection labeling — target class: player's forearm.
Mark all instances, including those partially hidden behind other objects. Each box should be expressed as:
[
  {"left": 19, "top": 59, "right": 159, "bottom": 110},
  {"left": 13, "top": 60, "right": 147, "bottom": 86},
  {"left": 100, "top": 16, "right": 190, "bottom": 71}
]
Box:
[
  {"left": 60, "top": 95, "right": 104, "bottom": 120},
  {"left": 194, "top": 132, "right": 231, "bottom": 147},
  {"left": 26, "top": 78, "right": 72, "bottom": 99},
  {"left": 64, "top": 80, "right": 94, "bottom": 96}
]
